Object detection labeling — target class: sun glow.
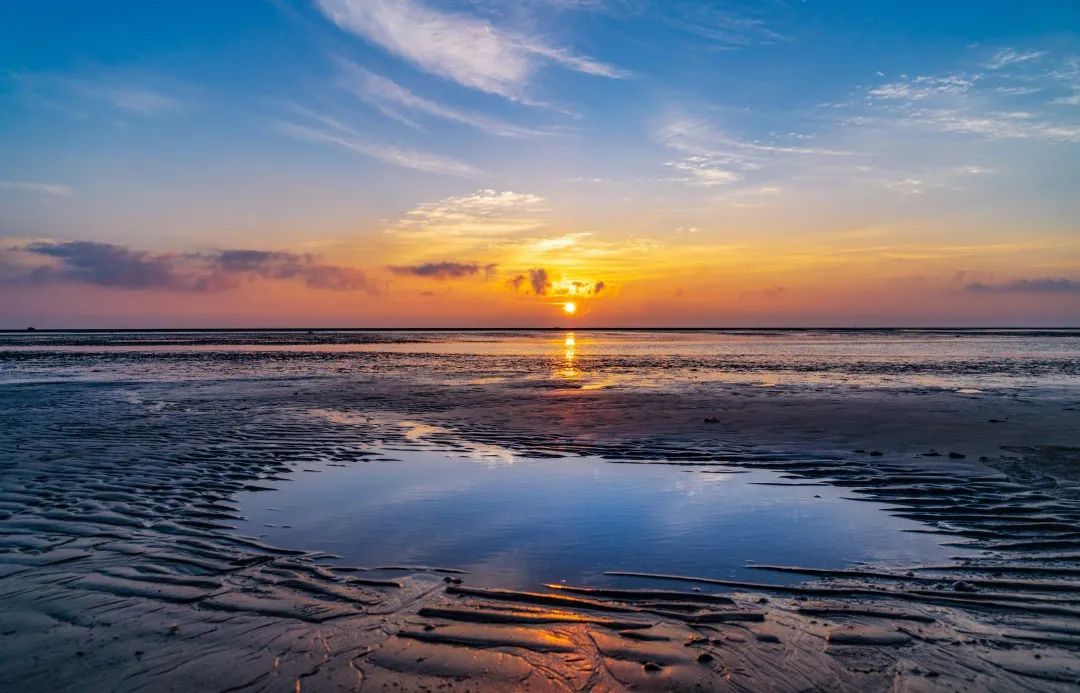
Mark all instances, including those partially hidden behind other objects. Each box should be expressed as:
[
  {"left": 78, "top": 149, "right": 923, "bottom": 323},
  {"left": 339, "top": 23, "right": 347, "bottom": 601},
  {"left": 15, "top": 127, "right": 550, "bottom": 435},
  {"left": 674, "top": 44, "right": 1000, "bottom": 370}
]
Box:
[{"left": 563, "top": 301, "right": 577, "bottom": 315}]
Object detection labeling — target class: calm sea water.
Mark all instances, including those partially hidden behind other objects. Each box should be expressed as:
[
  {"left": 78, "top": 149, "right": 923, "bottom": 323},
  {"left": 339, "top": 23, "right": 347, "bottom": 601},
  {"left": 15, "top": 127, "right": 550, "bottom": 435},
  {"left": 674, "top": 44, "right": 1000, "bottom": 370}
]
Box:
[{"left": 2, "top": 328, "right": 1078, "bottom": 392}]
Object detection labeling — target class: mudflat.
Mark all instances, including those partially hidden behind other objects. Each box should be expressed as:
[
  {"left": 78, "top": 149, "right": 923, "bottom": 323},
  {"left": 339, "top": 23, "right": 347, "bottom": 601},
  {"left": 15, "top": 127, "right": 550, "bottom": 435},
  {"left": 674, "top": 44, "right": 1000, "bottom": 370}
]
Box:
[{"left": 1, "top": 329, "right": 1078, "bottom": 691}]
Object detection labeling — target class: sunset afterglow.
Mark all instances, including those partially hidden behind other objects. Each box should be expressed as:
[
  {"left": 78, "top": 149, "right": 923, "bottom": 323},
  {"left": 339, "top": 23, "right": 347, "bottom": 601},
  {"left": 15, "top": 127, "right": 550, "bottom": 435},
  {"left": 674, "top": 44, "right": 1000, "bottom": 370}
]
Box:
[{"left": 0, "top": 2, "right": 1077, "bottom": 327}]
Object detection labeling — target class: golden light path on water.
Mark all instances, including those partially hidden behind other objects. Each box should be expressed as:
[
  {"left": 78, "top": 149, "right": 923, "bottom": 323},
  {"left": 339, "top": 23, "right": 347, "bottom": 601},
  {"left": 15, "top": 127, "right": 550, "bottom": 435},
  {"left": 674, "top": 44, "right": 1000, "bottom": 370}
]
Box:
[{"left": 560, "top": 331, "right": 578, "bottom": 381}]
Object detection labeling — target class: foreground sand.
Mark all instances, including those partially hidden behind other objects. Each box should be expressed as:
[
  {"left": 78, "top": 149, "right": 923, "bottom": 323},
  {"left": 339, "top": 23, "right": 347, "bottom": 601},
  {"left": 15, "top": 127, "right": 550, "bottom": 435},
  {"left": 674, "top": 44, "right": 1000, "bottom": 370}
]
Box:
[{"left": 1, "top": 374, "right": 1078, "bottom": 691}]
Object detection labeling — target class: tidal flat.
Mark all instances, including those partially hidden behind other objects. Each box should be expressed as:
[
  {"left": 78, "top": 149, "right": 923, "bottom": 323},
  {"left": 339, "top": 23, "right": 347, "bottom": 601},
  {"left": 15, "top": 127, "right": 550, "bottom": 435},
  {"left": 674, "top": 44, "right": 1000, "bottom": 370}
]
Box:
[{"left": 1, "top": 329, "right": 1079, "bottom": 691}]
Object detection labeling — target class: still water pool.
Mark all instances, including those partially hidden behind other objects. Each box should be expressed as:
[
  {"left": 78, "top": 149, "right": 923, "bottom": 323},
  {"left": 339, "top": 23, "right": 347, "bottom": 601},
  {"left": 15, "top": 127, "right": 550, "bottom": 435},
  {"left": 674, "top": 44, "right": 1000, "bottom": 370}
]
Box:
[{"left": 235, "top": 447, "right": 965, "bottom": 590}]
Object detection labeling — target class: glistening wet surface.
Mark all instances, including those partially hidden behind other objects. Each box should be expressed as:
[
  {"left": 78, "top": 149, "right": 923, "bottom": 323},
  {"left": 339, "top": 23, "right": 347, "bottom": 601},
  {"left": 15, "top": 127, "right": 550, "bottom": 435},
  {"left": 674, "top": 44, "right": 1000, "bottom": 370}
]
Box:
[
  {"left": 4, "top": 329, "right": 1079, "bottom": 393},
  {"left": 2, "top": 338, "right": 1078, "bottom": 691},
  {"left": 235, "top": 447, "right": 964, "bottom": 590}
]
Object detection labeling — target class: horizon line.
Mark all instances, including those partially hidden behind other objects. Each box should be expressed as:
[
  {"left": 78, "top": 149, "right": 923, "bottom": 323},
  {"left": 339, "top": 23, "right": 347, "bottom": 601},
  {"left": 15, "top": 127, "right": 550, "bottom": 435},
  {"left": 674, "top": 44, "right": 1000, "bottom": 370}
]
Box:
[{"left": 2, "top": 326, "right": 1079, "bottom": 333}]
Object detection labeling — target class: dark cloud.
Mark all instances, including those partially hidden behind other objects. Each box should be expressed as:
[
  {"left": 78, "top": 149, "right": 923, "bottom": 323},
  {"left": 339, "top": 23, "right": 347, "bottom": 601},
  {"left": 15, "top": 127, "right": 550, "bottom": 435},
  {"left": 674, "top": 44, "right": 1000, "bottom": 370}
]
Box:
[
  {"left": 387, "top": 261, "right": 497, "bottom": 280},
  {"left": 24, "top": 241, "right": 181, "bottom": 289},
  {"left": 967, "top": 278, "right": 1080, "bottom": 293},
  {"left": 505, "top": 268, "right": 608, "bottom": 297},
  {"left": 528, "top": 268, "right": 550, "bottom": 295},
  {"left": 13, "top": 241, "right": 369, "bottom": 292}
]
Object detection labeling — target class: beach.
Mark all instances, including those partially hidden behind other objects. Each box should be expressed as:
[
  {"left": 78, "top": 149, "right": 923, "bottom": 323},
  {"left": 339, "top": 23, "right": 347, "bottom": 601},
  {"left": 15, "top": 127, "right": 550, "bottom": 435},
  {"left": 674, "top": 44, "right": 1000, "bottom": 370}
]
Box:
[{"left": 1, "top": 329, "right": 1079, "bottom": 690}]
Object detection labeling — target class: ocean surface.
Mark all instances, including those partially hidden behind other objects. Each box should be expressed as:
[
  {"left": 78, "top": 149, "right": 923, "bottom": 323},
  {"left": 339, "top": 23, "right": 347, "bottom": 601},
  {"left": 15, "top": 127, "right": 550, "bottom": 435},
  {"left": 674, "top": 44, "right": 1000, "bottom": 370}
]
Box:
[{"left": 2, "top": 328, "right": 1079, "bottom": 391}]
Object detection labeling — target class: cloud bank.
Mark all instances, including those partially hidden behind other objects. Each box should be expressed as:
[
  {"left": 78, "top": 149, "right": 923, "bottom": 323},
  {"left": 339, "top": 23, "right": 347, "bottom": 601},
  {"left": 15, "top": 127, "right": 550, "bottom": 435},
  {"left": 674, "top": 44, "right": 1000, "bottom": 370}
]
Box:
[
  {"left": 967, "top": 278, "right": 1080, "bottom": 293},
  {"left": 7, "top": 241, "right": 370, "bottom": 292}
]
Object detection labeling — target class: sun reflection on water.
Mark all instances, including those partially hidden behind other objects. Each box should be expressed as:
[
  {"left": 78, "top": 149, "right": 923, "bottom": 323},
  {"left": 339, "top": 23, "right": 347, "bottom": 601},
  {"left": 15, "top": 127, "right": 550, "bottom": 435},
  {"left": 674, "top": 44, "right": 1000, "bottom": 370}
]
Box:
[{"left": 558, "top": 331, "right": 579, "bottom": 380}]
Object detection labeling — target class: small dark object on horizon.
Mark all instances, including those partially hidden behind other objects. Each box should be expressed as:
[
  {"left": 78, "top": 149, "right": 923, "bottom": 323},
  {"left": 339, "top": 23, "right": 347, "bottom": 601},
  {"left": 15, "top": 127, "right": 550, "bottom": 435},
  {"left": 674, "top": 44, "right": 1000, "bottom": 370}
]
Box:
[
  {"left": 952, "top": 580, "right": 977, "bottom": 592},
  {"left": 643, "top": 661, "right": 663, "bottom": 672},
  {"left": 948, "top": 452, "right": 966, "bottom": 459},
  {"left": 869, "top": 451, "right": 884, "bottom": 457},
  {"left": 703, "top": 416, "right": 720, "bottom": 423}
]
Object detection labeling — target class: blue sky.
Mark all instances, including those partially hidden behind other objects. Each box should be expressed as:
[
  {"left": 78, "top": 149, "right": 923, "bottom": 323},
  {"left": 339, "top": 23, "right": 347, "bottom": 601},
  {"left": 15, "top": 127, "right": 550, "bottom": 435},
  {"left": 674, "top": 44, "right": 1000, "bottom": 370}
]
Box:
[{"left": 0, "top": 1, "right": 1078, "bottom": 326}]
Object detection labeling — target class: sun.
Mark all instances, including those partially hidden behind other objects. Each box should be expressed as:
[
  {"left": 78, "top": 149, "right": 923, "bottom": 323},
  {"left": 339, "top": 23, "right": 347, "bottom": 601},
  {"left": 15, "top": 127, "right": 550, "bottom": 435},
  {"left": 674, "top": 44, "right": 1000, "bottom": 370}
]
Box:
[{"left": 562, "top": 301, "right": 577, "bottom": 316}]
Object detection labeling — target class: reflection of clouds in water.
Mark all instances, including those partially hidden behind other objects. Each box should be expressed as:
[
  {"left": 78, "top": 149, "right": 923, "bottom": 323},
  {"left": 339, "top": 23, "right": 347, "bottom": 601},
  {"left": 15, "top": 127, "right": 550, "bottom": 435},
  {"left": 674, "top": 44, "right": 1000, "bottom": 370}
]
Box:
[
  {"left": 670, "top": 473, "right": 734, "bottom": 497},
  {"left": 238, "top": 453, "right": 961, "bottom": 589},
  {"left": 400, "top": 420, "right": 443, "bottom": 440},
  {"left": 399, "top": 421, "right": 515, "bottom": 464},
  {"left": 116, "top": 389, "right": 168, "bottom": 412},
  {"left": 351, "top": 467, "right": 480, "bottom": 511},
  {"left": 309, "top": 408, "right": 371, "bottom": 426},
  {"left": 307, "top": 408, "right": 515, "bottom": 464}
]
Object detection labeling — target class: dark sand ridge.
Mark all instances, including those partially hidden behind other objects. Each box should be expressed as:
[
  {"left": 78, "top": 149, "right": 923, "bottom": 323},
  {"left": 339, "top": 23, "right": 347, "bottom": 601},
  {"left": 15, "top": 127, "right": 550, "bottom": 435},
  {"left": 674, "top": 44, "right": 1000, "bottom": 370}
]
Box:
[{"left": 1, "top": 374, "right": 1078, "bottom": 691}]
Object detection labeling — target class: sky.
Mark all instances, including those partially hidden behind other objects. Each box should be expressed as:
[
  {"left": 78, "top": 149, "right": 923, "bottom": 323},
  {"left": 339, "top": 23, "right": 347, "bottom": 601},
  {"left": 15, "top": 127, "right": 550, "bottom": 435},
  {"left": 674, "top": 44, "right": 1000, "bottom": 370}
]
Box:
[{"left": 1, "top": 0, "right": 1078, "bottom": 327}]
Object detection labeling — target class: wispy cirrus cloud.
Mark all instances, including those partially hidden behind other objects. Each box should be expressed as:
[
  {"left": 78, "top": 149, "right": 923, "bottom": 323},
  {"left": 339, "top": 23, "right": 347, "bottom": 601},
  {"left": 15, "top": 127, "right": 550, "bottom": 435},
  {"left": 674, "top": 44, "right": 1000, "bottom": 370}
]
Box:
[
  {"left": 336, "top": 60, "right": 550, "bottom": 138},
  {"left": 663, "top": 157, "right": 740, "bottom": 187},
  {"left": 0, "top": 180, "right": 72, "bottom": 197},
  {"left": 863, "top": 50, "right": 1080, "bottom": 143},
  {"left": 869, "top": 75, "right": 974, "bottom": 101},
  {"left": 7, "top": 70, "right": 187, "bottom": 116},
  {"left": 87, "top": 84, "right": 184, "bottom": 114},
  {"left": 4, "top": 241, "right": 370, "bottom": 292},
  {"left": 658, "top": 2, "right": 788, "bottom": 48},
  {"left": 314, "top": 0, "right": 625, "bottom": 101},
  {"left": 274, "top": 112, "right": 482, "bottom": 177},
  {"left": 389, "top": 189, "right": 546, "bottom": 238},
  {"left": 867, "top": 164, "right": 995, "bottom": 196},
  {"left": 985, "top": 48, "right": 1047, "bottom": 70},
  {"left": 656, "top": 116, "right": 853, "bottom": 187},
  {"left": 902, "top": 108, "right": 1080, "bottom": 143}
]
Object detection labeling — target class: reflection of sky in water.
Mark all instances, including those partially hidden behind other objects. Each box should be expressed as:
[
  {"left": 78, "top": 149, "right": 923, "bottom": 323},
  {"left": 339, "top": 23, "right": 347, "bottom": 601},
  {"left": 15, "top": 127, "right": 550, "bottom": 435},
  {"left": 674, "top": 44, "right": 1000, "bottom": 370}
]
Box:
[
  {"left": 235, "top": 449, "right": 966, "bottom": 591},
  {"left": 2, "top": 329, "right": 1078, "bottom": 393}
]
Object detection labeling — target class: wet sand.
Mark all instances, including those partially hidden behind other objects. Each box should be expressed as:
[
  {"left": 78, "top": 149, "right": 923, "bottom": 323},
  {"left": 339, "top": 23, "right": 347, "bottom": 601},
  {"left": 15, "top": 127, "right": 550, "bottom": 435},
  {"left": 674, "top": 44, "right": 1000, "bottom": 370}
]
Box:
[{"left": 1, "top": 333, "right": 1079, "bottom": 691}]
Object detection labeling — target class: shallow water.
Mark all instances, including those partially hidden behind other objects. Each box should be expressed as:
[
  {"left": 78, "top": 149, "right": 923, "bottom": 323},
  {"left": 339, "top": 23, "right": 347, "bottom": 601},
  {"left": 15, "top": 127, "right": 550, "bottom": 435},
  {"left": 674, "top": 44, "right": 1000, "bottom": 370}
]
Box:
[
  {"left": 2, "top": 328, "right": 1079, "bottom": 393},
  {"left": 3, "top": 329, "right": 1073, "bottom": 594},
  {"left": 234, "top": 446, "right": 965, "bottom": 591}
]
